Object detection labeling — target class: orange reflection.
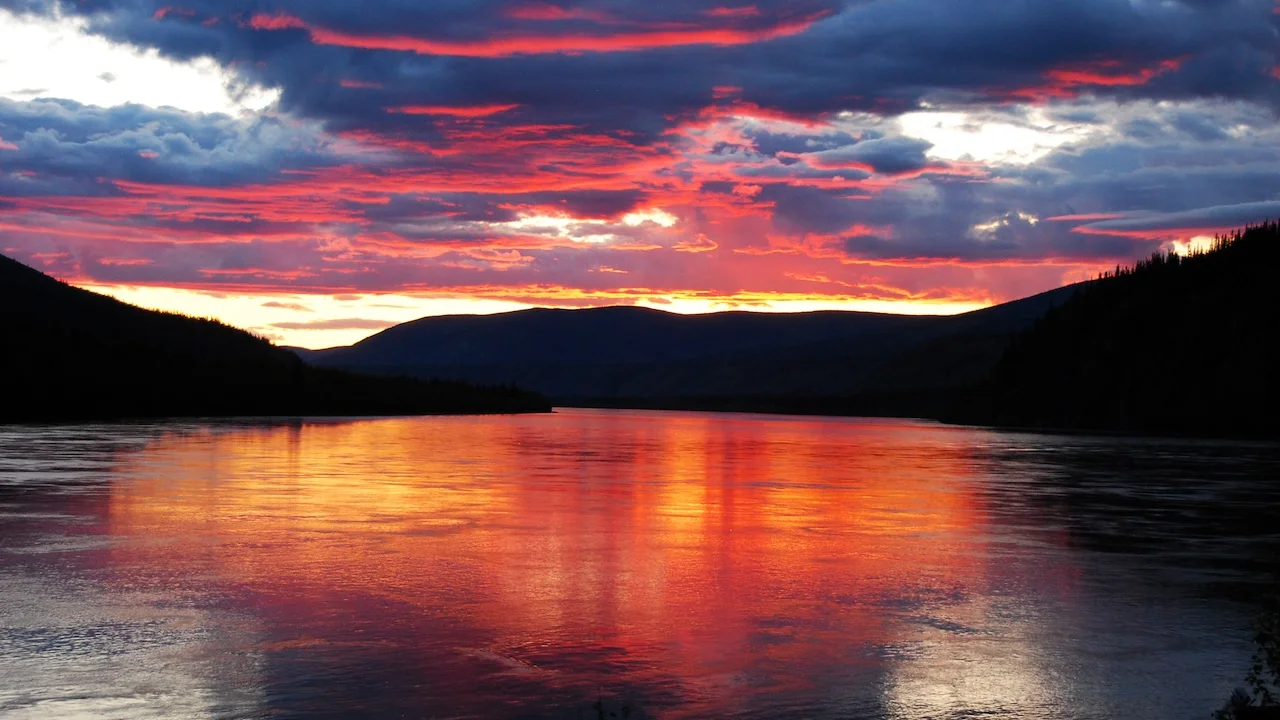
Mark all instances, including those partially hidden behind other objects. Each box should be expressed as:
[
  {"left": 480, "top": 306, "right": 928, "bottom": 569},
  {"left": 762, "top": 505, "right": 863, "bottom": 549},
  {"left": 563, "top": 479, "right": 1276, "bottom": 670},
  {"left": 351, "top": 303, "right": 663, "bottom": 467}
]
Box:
[{"left": 102, "top": 411, "right": 1056, "bottom": 715}]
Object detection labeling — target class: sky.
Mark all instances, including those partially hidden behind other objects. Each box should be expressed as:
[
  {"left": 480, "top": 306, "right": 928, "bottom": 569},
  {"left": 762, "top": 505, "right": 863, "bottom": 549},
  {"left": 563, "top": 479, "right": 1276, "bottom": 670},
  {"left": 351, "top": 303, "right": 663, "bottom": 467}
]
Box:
[{"left": 2, "top": 1, "right": 1279, "bottom": 349}]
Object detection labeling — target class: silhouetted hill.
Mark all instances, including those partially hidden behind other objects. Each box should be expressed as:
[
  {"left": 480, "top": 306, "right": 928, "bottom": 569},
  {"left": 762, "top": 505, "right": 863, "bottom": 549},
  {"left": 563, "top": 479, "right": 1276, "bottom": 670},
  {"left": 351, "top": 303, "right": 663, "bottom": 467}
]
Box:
[
  {"left": 982, "top": 222, "right": 1280, "bottom": 438},
  {"left": 290, "top": 222, "right": 1278, "bottom": 438},
  {"left": 0, "top": 255, "right": 550, "bottom": 421},
  {"left": 302, "top": 285, "right": 1081, "bottom": 406}
]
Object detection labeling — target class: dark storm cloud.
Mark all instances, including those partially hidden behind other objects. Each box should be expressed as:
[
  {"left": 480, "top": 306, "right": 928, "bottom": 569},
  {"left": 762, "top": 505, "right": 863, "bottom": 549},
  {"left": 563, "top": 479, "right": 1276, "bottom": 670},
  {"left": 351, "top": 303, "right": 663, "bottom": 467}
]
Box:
[
  {"left": 806, "top": 137, "right": 935, "bottom": 174},
  {"left": 345, "top": 189, "right": 644, "bottom": 224},
  {"left": 841, "top": 223, "right": 1145, "bottom": 264},
  {"left": 1078, "top": 201, "right": 1280, "bottom": 234},
  {"left": 1002, "top": 103, "right": 1280, "bottom": 217},
  {"left": 692, "top": 100, "right": 1280, "bottom": 264},
  {"left": 3, "top": 0, "right": 1280, "bottom": 303},
  {"left": 741, "top": 127, "right": 868, "bottom": 157},
  {"left": 0, "top": 98, "right": 337, "bottom": 193},
  {"left": 1168, "top": 111, "right": 1231, "bottom": 142},
  {"left": 6, "top": 0, "right": 1277, "bottom": 143},
  {"left": 762, "top": 183, "right": 876, "bottom": 235},
  {"left": 341, "top": 194, "right": 520, "bottom": 225},
  {"left": 515, "top": 190, "right": 648, "bottom": 218}
]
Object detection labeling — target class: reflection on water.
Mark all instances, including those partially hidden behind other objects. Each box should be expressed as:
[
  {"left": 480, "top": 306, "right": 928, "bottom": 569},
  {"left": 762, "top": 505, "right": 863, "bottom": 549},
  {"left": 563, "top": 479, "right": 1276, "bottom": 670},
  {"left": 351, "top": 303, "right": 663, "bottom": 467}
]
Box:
[{"left": 1, "top": 410, "right": 1277, "bottom": 719}]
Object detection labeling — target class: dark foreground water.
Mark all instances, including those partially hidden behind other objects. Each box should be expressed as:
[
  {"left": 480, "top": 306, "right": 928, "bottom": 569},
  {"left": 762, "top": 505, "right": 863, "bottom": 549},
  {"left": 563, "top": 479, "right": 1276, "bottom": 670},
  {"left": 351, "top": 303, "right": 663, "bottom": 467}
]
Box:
[{"left": 1, "top": 410, "right": 1278, "bottom": 720}]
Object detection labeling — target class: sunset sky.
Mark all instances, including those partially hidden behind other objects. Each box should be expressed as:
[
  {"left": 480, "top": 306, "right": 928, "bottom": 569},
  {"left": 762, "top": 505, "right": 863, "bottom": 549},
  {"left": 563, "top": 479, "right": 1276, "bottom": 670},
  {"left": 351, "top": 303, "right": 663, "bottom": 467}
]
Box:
[{"left": 3, "top": 0, "right": 1280, "bottom": 348}]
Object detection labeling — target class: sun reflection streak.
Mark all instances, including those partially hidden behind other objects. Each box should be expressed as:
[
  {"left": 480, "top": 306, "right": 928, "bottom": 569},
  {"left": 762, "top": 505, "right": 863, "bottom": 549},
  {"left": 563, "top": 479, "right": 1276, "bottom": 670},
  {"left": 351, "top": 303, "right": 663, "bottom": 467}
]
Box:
[{"left": 95, "top": 412, "right": 1088, "bottom": 717}]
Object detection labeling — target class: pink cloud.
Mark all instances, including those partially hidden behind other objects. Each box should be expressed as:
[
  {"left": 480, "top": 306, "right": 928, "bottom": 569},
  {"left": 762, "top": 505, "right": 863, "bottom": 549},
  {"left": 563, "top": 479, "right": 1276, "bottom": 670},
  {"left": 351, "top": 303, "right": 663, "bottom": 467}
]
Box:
[{"left": 247, "top": 10, "right": 829, "bottom": 57}]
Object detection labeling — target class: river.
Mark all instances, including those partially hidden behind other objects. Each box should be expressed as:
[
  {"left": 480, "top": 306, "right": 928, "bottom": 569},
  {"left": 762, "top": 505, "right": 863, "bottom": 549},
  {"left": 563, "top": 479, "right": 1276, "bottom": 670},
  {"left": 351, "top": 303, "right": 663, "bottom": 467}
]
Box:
[{"left": 2, "top": 409, "right": 1277, "bottom": 719}]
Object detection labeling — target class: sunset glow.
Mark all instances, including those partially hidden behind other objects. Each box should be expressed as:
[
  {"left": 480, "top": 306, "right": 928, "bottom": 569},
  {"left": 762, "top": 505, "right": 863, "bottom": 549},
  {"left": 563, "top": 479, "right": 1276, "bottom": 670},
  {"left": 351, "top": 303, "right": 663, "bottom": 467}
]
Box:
[{"left": 4, "top": 2, "right": 1280, "bottom": 346}]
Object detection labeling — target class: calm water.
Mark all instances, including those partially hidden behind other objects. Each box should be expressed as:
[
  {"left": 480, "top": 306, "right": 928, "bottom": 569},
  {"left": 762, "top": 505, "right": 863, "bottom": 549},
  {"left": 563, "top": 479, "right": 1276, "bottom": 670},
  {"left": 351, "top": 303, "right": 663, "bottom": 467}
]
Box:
[{"left": 1, "top": 410, "right": 1278, "bottom": 720}]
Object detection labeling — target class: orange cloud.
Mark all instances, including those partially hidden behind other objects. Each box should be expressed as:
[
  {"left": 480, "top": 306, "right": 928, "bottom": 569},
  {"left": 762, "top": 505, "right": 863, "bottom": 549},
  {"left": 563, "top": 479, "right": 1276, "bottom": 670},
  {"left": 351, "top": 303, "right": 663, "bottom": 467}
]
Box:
[
  {"left": 672, "top": 234, "right": 719, "bottom": 253},
  {"left": 389, "top": 104, "right": 522, "bottom": 118}
]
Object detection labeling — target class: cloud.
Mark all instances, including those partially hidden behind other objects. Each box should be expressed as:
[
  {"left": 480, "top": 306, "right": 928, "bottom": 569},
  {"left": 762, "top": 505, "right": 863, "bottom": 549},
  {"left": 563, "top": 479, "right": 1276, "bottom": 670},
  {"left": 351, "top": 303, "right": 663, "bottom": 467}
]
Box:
[
  {"left": 803, "top": 137, "right": 935, "bottom": 175},
  {"left": 389, "top": 104, "right": 521, "bottom": 118},
  {"left": 0, "top": 0, "right": 1279, "bottom": 345},
  {"left": 270, "top": 318, "right": 397, "bottom": 331},
  {"left": 243, "top": 7, "right": 830, "bottom": 57},
  {"left": 673, "top": 234, "right": 719, "bottom": 253},
  {"left": 5, "top": 0, "right": 1272, "bottom": 140},
  {"left": 0, "top": 98, "right": 340, "bottom": 194},
  {"left": 261, "top": 300, "right": 314, "bottom": 312},
  {"left": 1072, "top": 201, "right": 1280, "bottom": 238}
]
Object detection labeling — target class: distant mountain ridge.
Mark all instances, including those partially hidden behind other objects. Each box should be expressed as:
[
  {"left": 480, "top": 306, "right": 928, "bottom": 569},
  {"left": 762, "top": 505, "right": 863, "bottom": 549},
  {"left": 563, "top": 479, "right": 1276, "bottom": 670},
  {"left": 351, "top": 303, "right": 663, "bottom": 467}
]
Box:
[
  {"left": 14, "top": 218, "right": 1274, "bottom": 436},
  {"left": 296, "top": 213, "right": 1280, "bottom": 438},
  {"left": 0, "top": 254, "right": 550, "bottom": 421},
  {"left": 8, "top": 221, "right": 1273, "bottom": 436},
  {"left": 300, "top": 284, "right": 1083, "bottom": 404}
]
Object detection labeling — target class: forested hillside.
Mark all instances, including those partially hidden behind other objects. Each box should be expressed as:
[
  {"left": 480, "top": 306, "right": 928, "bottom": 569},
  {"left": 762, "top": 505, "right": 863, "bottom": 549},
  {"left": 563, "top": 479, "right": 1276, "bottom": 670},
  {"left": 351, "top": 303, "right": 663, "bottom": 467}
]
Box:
[
  {"left": 984, "top": 222, "right": 1280, "bottom": 438},
  {"left": 0, "top": 255, "right": 549, "bottom": 421}
]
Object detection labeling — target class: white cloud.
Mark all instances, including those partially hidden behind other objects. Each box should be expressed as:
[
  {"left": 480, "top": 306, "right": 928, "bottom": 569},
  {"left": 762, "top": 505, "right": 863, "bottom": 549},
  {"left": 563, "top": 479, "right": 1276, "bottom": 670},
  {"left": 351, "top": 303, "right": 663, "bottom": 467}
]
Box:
[
  {"left": 897, "top": 108, "right": 1092, "bottom": 165},
  {"left": 0, "top": 8, "right": 278, "bottom": 115},
  {"left": 623, "top": 208, "right": 678, "bottom": 228}
]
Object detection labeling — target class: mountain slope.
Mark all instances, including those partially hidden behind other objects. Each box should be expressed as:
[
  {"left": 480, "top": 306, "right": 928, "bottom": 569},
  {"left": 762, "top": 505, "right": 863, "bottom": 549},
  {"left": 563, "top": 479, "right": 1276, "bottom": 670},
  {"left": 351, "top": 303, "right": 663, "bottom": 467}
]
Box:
[
  {"left": 0, "top": 255, "right": 549, "bottom": 421},
  {"left": 315, "top": 305, "right": 939, "bottom": 367},
  {"left": 985, "top": 222, "right": 1280, "bottom": 437},
  {"left": 304, "top": 284, "right": 1082, "bottom": 404}
]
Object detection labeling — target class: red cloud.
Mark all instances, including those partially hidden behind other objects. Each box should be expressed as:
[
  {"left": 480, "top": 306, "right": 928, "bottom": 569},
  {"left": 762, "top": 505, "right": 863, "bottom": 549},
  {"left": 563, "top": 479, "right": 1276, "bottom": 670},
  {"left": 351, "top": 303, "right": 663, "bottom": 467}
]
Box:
[
  {"left": 1047, "top": 58, "right": 1183, "bottom": 87},
  {"left": 153, "top": 6, "right": 197, "bottom": 20},
  {"left": 389, "top": 104, "right": 522, "bottom": 118},
  {"left": 705, "top": 6, "right": 762, "bottom": 18},
  {"left": 97, "top": 257, "right": 153, "bottom": 266},
  {"left": 1001, "top": 58, "right": 1185, "bottom": 101},
  {"left": 248, "top": 11, "right": 829, "bottom": 56},
  {"left": 505, "top": 3, "right": 615, "bottom": 22},
  {"left": 247, "top": 12, "right": 307, "bottom": 30},
  {"left": 0, "top": 54, "right": 1184, "bottom": 333}
]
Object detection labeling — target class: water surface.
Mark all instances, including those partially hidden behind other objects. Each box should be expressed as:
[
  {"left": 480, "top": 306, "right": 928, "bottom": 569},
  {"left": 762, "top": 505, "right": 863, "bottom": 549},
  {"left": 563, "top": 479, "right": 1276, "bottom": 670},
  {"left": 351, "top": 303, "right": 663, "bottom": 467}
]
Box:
[{"left": 1, "top": 409, "right": 1278, "bottom": 719}]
